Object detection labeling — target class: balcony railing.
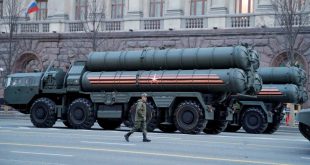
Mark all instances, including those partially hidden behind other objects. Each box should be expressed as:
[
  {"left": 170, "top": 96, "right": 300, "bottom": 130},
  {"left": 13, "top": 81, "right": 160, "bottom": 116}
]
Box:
[
  {"left": 20, "top": 23, "right": 39, "bottom": 33},
  {"left": 182, "top": 17, "right": 208, "bottom": 29},
  {"left": 68, "top": 22, "right": 84, "bottom": 32},
  {"left": 42, "top": 23, "right": 50, "bottom": 32},
  {"left": 103, "top": 20, "right": 123, "bottom": 31},
  {"left": 230, "top": 16, "right": 253, "bottom": 28},
  {"left": 143, "top": 19, "right": 163, "bottom": 30},
  {"left": 13, "top": 22, "right": 50, "bottom": 33},
  {"left": 276, "top": 14, "right": 309, "bottom": 26},
  {"left": 2, "top": 13, "right": 310, "bottom": 33}
]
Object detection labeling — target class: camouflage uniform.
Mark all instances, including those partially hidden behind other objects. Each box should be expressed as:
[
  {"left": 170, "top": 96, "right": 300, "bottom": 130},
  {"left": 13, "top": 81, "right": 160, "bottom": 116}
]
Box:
[
  {"left": 124, "top": 98, "right": 151, "bottom": 142},
  {"left": 129, "top": 99, "right": 147, "bottom": 134}
]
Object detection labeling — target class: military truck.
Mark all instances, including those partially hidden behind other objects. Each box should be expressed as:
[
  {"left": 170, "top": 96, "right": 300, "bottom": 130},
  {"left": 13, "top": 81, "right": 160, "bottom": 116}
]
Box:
[
  {"left": 297, "top": 109, "right": 310, "bottom": 141},
  {"left": 4, "top": 45, "right": 261, "bottom": 134},
  {"left": 225, "top": 67, "right": 308, "bottom": 134}
]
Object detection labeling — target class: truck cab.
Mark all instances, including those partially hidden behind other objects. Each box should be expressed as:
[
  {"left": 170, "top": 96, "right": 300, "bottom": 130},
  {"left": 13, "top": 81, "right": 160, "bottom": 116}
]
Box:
[
  {"left": 4, "top": 72, "right": 43, "bottom": 113},
  {"left": 4, "top": 65, "right": 66, "bottom": 114}
]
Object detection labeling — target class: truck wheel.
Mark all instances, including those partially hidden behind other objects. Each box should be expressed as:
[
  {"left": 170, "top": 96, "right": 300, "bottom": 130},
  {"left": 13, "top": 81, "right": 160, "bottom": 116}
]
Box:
[
  {"left": 224, "top": 124, "right": 242, "bottom": 132},
  {"left": 263, "top": 113, "right": 282, "bottom": 134},
  {"left": 30, "top": 98, "right": 57, "bottom": 128},
  {"left": 63, "top": 121, "right": 73, "bottom": 128},
  {"left": 67, "top": 98, "right": 95, "bottom": 129},
  {"left": 299, "top": 123, "right": 310, "bottom": 141},
  {"left": 203, "top": 120, "right": 227, "bottom": 134},
  {"left": 128, "top": 102, "right": 158, "bottom": 132},
  {"left": 242, "top": 107, "right": 268, "bottom": 134},
  {"left": 158, "top": 124, "right": 177, "bottom": 133},
  {"left": 173, "top": 100, "right": 207, "bottom": 134},
  {"left": 97, "top": 119, "right": 122, "bottom": 130}
]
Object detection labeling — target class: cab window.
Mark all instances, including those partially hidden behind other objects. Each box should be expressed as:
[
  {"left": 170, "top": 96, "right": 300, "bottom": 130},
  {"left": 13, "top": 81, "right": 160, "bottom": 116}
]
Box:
[{"left": 10, "top": 77, "right": 40, "bottom": 87}]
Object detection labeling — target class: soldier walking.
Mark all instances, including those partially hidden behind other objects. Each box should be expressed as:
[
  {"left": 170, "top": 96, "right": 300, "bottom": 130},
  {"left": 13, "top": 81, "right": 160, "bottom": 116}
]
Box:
[{"left": 124, "top": 93, "right": 151, "bottom": 142}]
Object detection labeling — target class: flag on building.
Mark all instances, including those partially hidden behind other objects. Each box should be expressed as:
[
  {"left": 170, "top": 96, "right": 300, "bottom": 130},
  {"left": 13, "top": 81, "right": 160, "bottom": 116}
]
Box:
[{"left": 27, "top": 1, "right": 39, "bottom": 14}]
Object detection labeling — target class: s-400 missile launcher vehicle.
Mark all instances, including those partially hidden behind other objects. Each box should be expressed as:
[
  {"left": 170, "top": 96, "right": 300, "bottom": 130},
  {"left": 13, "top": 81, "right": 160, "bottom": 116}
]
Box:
[
  {"left": 225, "top": 67, "right": 308, "bottom": 134},
  {"left": 4, "top": 45, "right": 261, "bottom": 134}
]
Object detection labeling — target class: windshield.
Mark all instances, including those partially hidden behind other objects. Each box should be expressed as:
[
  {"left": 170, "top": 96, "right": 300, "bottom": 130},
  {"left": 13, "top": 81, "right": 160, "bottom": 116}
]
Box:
[{"left": 6, "top": 77, "right": 40, "bottom": 87}]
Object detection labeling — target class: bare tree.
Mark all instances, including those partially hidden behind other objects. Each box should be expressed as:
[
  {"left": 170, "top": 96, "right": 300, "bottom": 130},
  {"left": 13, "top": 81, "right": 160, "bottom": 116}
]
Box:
[
  {"left": 0, "top": 0, "right": 24, "bottom": 75},
  {"left": 84, "top": 0, "right": 106, "bottom": 51},
  {"left": 65, "top": 0, "right": 106, "bottom": 61},
  {"left": 271, "top": 0, "right": 309, "bottom": 66}
]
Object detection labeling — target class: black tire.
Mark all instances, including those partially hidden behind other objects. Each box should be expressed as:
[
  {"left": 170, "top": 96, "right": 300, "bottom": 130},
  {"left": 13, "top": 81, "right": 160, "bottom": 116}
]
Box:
[
  {"left": 67, "top": 98, "right": 96, "bottom": 129},
  {"left": 30, "top": 98, "right": 57, "bottom": 128},
  {"left": 203, "top": 120, "right": 228, "bottom": 134},
  {"left": 299, "top": 123, "right": 310, "bottom": 141},
  {"left": 173, "top": 100, "right": 207, "bottom": 134},
  {"left": 63, "top": 120, "right": 73, "bottom": 128},
  {"left": 242, "top": 107, "right": 268, "bottom": 134},
  {"left": 128, "top": 102, "right": 158, "bottom": 132},
  {"left": 224, "top": 124, "right": 242, "bottom": 132},
  {"left": 263, "top": 113, "right": 282, "bottom": 134},
  {"left": 158, "top": 124, "right": 177, "bottom": 133},
  {"left": 97, "top": 119, "right": 122, "bottom": 130}
]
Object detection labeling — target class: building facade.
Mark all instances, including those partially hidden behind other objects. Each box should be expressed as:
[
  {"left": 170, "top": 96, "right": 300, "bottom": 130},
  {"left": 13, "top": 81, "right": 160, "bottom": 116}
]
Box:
[
  {"left": 0, "top": 0, "right": 308, "bottom": 32},
  {"left": 0, "top": 0, "right": 310, "bottom": 107}
]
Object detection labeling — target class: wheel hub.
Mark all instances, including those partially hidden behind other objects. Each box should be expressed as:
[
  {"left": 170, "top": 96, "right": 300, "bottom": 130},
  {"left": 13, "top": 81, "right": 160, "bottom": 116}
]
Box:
[
  {"left": 182, "top": 111, "right": 194, "bottom": 124},
  {"left": 35, "top": 107, "right": 46, "bottom": 119},
  {"left": 247, "top": 115, "right": 259, "bottom": 128},
  {"left": 73, "top": 108, "right": 84, "bottom": 120}
]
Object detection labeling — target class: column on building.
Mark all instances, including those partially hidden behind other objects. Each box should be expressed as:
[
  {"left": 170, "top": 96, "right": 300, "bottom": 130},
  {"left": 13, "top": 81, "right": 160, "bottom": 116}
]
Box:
[
  {"left": 124, "top": 0, "right": 143, "bottom": 31},
  {"left": 207, "top": 0, "right": 227, "bottom": 29},
  {"left": 47, "top": 0, "right": 72, "bottom": 33},
  {"left": 164, "top": 0, "right": 184, "bottom": 30},
  {"left": 254, "top": 0, "right": 275, "bottom": 27}
]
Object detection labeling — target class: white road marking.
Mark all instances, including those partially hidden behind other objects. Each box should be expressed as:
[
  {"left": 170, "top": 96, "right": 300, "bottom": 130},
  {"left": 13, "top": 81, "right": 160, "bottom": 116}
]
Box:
[
  {"left": 216, "top": 135, "right": 308, "bottom": 142},
  {"left": 301, "top": 157, "right": 310, "bottom": 160},
  {"left": 151, "top": 137, "right": 182, "bottom": 140},
  {"left": 11, "top": 151, "right": 73, "bottom": 157},
  {"left": 0, "top": 158, "right": 67, "bottom": 165},
  {"left": 81, "top": 141, "right": 135, "bottom": 146},
  {"left": 18, "top": 127, "right": 31, "bottom": 129},
  {"left": 47, "top": 128, "right": 58, "bottom": 130},
  {"left": 0, "top": 142, "right": 287, "bottom": 165}
]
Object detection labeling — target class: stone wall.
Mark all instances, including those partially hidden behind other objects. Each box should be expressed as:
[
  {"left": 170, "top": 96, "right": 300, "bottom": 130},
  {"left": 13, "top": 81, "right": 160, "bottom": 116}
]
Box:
[{"left": 1, "top": 27, "right": 310, "bottom": 107}]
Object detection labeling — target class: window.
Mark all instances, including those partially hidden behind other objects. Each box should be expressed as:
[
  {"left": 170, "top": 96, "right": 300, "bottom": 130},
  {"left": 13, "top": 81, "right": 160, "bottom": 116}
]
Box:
[
  {"left": 36, "top": 0, "right": 48, "bottom": 20},
  {"left": 190, "top": 0, "right": 207, "bottom": 16},
  {"left": 298, "top": 0, "right": 306, "bottom": 11},
  {"left": 111, "top": 0, "right": 125, "bottom": 19},
  {"left": 0, "top": 0, "right": 3, "bottom": 18},
  {"left": 10, "top": 77, "right": 39, "bottom": 87},
  {"left": 150, "top": 0, "right": 164, "bottom": 17},
  {"left": 235, "top": 0, "right": 253, "bottom": 14},
  {"left": 76, "top": 0, "right": 88, "bottom": 20}
]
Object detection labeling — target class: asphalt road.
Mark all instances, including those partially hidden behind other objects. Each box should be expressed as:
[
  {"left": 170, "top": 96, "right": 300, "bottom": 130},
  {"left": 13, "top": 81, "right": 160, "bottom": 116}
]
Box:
[{"left": 0, "top": 119, "right": 309, "bottom": 165}]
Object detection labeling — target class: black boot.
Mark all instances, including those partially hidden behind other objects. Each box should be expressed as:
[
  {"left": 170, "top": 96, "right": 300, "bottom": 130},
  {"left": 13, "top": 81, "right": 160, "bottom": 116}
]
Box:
[
  {"left": 143, "top": 133, "right": 151, "bottom": 142},
  {"left": 124, "top": 132, "right": 132, "bottom": 142}
]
